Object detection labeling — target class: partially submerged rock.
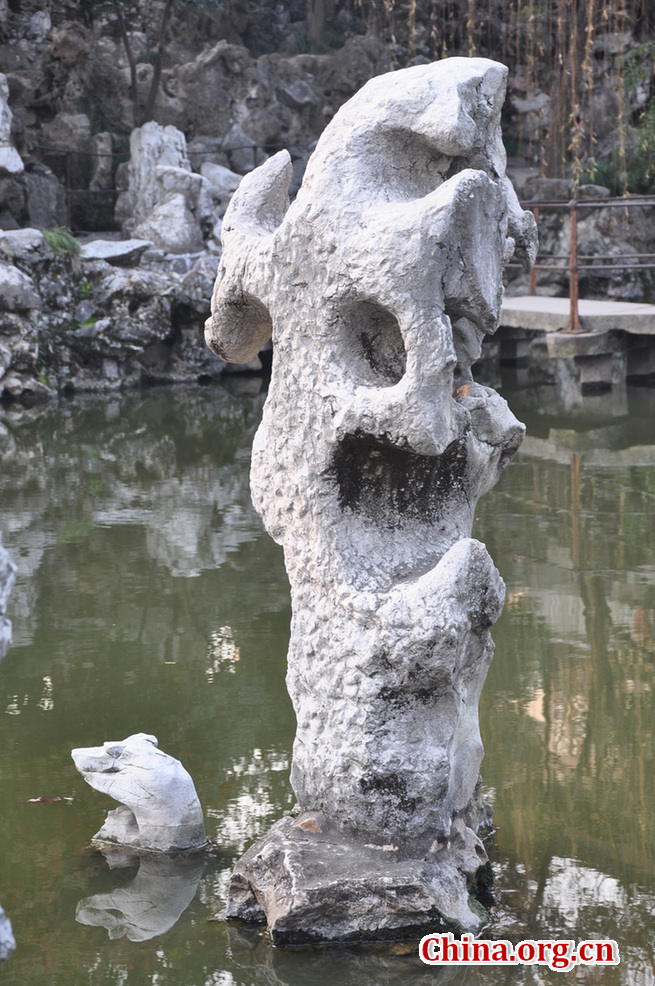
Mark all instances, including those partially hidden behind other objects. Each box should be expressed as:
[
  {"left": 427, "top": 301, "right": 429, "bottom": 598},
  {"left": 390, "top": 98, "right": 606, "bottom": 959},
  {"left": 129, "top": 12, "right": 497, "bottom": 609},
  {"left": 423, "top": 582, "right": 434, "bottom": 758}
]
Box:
[
  {"left": 206, "top": 57, "right": 537, "bottom": 942},
  {"left": 71, "top": 732, "right": 208, "bottom": 853}
]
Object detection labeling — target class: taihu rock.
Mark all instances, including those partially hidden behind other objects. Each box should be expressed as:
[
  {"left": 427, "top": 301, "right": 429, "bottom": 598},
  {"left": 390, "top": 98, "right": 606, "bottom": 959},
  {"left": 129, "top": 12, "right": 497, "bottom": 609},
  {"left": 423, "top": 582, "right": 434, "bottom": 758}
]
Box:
[
  {"left": 71, "top": 732, "right": 207, "bottom": 853},
  {"left": 206, "top": 57, "right": 537, "bottom": 943},
  {"left": 0, "top": 74, "right": 23, "bottom": 176}
]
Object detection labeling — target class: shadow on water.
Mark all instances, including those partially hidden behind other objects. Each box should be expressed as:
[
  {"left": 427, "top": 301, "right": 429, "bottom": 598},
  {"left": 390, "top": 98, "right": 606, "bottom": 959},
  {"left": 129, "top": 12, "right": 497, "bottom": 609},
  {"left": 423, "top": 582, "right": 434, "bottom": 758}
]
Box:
[{"left": 0, "top": 378, "right": 653, "bottom": 984}]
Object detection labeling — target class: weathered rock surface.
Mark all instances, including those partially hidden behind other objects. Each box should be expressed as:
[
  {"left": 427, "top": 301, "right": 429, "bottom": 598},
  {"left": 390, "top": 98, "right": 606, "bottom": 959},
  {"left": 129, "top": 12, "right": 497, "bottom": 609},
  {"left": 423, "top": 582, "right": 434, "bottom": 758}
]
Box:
[
  {"left": 206, "top": 57, "right": 536, "bottom": 940},
  {"left": 225, "top": 812, "right": 489, "bottom": 944},
  {"left": 80, "top": 237, "right": 153, "bottom": 265},
  {"left": 72, "top": 732, "right": 208, "bottom": 853},
  {"left": 116, "top": 122, "right": 214, "bottom": 254}
]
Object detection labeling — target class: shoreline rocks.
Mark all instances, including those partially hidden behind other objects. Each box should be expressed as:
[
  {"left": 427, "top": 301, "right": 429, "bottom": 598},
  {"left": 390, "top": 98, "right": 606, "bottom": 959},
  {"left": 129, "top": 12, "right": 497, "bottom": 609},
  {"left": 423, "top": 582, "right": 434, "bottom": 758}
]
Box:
[{"left": 0, "top": 227, "right": 261, "bottom": 402}]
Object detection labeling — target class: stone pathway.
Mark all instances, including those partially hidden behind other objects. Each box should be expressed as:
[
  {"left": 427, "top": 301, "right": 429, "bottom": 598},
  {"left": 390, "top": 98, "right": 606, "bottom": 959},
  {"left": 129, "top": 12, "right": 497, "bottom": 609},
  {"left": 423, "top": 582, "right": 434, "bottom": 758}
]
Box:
[{"left": 502, "top": 295, "right": 655, "bottom": 335}]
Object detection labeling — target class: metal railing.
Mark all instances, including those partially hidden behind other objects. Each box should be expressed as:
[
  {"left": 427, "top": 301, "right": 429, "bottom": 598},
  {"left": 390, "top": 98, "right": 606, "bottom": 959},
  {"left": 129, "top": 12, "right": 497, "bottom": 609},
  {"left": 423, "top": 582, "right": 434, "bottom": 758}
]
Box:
[
  {"left": 30, "top": 143, "right": 655, "bottom": 326},
  {"left": 515, "top": 195, "right": 655, "bottom": 334}
]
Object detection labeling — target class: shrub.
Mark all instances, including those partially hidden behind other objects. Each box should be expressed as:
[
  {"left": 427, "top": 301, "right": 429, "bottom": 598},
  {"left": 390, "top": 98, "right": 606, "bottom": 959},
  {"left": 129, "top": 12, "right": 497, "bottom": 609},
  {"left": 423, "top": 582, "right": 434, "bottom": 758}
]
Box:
[{"left": 42, "top": 228, "right": 81, "bottom": 257}]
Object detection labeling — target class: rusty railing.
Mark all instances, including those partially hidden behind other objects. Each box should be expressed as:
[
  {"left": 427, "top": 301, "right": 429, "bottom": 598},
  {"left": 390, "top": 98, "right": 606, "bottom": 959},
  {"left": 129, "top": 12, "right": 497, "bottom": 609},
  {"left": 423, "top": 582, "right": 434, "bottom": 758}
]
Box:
[{"left": 516, "top": 195, "right": 655, "bottom": 334}]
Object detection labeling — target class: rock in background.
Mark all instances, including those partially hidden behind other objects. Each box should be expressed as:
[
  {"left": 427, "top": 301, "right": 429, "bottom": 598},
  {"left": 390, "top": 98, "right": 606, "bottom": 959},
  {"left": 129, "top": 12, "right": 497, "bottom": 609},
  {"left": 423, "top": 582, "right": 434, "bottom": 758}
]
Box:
[{"left": 0, "top": 226, "right": 234, "bottom": 399}]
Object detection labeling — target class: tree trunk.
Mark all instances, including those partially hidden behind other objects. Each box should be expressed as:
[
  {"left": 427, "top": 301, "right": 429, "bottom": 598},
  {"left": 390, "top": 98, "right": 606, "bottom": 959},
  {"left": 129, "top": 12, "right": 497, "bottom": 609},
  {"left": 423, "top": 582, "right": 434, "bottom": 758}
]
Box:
[
  {"left": 117, "top": 6, "right": 140, "bottom": 129},
  {"left": 143, "top": 0, "right": 174, "bottom": 125},
  {"left": 307, "top": 0, "right": 325, "bottom": 45}
]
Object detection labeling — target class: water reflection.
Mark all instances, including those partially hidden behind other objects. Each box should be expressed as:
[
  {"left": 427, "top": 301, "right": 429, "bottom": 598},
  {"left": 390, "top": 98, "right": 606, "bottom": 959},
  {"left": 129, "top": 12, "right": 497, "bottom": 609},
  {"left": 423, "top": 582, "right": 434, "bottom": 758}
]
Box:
[
  {"left": 475, "top": 383, "right": 655, "bottom": 983},
  {"left": 0, "top": 381, "right": 653, "bottom": 984},
  {"left": 76, "top": 849, "right": 205, "bottom": 942}
]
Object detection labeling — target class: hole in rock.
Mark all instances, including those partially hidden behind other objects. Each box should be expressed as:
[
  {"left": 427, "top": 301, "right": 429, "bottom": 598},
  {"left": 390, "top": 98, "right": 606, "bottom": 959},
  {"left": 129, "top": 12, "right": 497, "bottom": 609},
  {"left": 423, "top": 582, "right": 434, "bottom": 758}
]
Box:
[
  {"left": 361, "top": 128, "right": 467, "bottom": 201},
  {"left": 332, "top": 431, "right": 468, "bottom": 526},
  {"left": 339, "top": 301, "right": 406, "bottom": 386}
]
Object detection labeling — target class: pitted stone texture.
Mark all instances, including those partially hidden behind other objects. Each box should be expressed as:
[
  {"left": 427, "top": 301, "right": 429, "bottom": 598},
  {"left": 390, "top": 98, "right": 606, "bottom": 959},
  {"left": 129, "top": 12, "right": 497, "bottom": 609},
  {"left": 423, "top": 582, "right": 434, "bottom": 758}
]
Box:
[
  {"left": 71, "top": 732, "right": 207, "bottom": 853},
  {"left": 207, "top": 58, "right": 536, "bottom": 935}
]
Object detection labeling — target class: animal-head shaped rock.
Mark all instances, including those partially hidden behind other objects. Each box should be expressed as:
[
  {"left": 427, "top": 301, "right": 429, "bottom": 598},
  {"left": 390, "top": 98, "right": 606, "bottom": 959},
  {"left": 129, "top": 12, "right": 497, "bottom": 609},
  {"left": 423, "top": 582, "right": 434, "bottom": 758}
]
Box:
[
  {"left": 72, "top": 733, "right": 207, "bottom": 853},
  {"left": 205, "top": 58, "right": 536, "bottom": 594}
]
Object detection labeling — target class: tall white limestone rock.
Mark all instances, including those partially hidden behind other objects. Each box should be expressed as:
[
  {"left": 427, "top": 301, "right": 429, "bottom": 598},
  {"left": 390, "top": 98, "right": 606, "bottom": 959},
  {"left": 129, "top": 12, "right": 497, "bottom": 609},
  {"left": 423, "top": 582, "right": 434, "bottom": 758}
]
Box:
[
  {"left": 205, "top": 57, "right": 537, "bottom": 944},
  {"left": 0, "top": 74, "right": 23, "bottom": 176}
]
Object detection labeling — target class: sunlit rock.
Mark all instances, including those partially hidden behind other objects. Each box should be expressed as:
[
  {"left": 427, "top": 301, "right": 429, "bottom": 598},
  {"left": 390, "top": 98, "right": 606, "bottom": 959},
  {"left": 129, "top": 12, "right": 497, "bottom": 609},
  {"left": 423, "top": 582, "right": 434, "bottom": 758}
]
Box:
[
  {"left": 116, "top": 122, "right": 214, "bottom": 254},
  {"left": 72, "top": 732, "right": 208, "bottom": 852},
  {"left": 0, "top": 74, "right": 23, "bottom": 176},
  {"left": 215, "top": 57, "right": 537, "bottom": 942}
]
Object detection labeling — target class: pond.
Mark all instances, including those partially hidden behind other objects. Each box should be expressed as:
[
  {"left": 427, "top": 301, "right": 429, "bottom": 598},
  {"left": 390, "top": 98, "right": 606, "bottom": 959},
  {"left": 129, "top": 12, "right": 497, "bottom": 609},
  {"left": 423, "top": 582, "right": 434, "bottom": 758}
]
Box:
[{"left": 0, "top": 376, "right": 653, "bottom": 985}]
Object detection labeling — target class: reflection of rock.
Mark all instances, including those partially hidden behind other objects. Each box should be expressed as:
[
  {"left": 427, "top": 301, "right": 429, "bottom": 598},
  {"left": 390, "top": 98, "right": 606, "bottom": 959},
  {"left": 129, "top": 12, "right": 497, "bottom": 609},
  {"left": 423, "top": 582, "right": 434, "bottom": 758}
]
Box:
[
  {"left": 0, "top": 387, "right": 268, "bottom": 648},
  {"left": 0, "top": 534, "right": 16, "bottom": 963},
  {"left": 0, "top": 532, "right": 16, "bottom": 662},
  {"left": 76, "top": 849, "right": 204, "bottom": 942},
  {"left": 0, "top": 903, "right": 15, "bottom": 962},
  {"left": 72, "top": 733, "right": 207, "bottom": 852},
  {"left": 225, "top": 920, "right": 463, "bottom": 986}
]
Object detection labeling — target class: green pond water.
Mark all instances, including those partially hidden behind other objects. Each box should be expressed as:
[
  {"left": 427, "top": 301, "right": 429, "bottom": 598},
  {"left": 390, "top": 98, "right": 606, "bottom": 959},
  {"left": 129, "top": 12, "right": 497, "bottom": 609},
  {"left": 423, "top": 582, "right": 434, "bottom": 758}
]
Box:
[{"left": 0, "top": 377, "right": 653, "bottom": 985}]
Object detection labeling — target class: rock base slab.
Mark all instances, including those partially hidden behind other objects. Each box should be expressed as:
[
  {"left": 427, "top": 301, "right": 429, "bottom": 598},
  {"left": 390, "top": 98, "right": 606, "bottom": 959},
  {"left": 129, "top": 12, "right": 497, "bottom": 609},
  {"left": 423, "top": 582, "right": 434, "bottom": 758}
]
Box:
[{"left": 224, "top": 812, "right": 490, "bottom": 946}]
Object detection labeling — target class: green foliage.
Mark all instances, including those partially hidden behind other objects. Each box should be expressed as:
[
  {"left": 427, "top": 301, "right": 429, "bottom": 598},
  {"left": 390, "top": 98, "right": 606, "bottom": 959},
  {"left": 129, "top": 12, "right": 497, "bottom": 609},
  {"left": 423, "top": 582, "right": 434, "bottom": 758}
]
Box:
[
  {"left": 57, "top": 518, "right": 92, "bottom": 544},
  {"left": 78, "top": 280, "right": 93, "bottom": 300},
  {"left": 623, "top": 41, "right": 655, "bottom": 194},
  {"left": 42, "top": 228, "right": 81, "bottom": 257},
  {"left": 580, "top": 129, "right": 655, "bottom": 196},
  {"left": 579, "top": 159, "right": 624, "bottom": 196},
  {"left": 626, "top": 117, "right": 655, "bottom": 195}
]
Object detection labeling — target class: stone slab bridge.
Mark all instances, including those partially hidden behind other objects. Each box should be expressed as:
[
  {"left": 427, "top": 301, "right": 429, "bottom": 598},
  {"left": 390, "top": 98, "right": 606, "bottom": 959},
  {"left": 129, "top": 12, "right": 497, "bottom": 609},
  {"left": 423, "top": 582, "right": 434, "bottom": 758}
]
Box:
[{"left": 498, "top": 295, "right": 655, "bottom": 391}]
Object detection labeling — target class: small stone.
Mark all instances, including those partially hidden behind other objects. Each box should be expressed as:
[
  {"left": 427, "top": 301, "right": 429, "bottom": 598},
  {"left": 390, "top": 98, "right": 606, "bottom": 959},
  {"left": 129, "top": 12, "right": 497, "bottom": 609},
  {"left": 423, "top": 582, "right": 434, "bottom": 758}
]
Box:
[
  {"left": 71, "top": 732, "right": 208, "bottom": 853},
  {"left": 80, "top": 238, "right": 153, "bottom": 266}
]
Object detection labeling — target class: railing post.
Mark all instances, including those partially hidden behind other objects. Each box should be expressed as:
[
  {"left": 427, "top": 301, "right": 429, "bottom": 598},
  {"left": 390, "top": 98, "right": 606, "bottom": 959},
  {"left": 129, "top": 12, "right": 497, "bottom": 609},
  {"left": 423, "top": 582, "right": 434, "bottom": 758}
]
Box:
[{"left": 564, "top": 197, "right": 583, "bottom": 333}]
